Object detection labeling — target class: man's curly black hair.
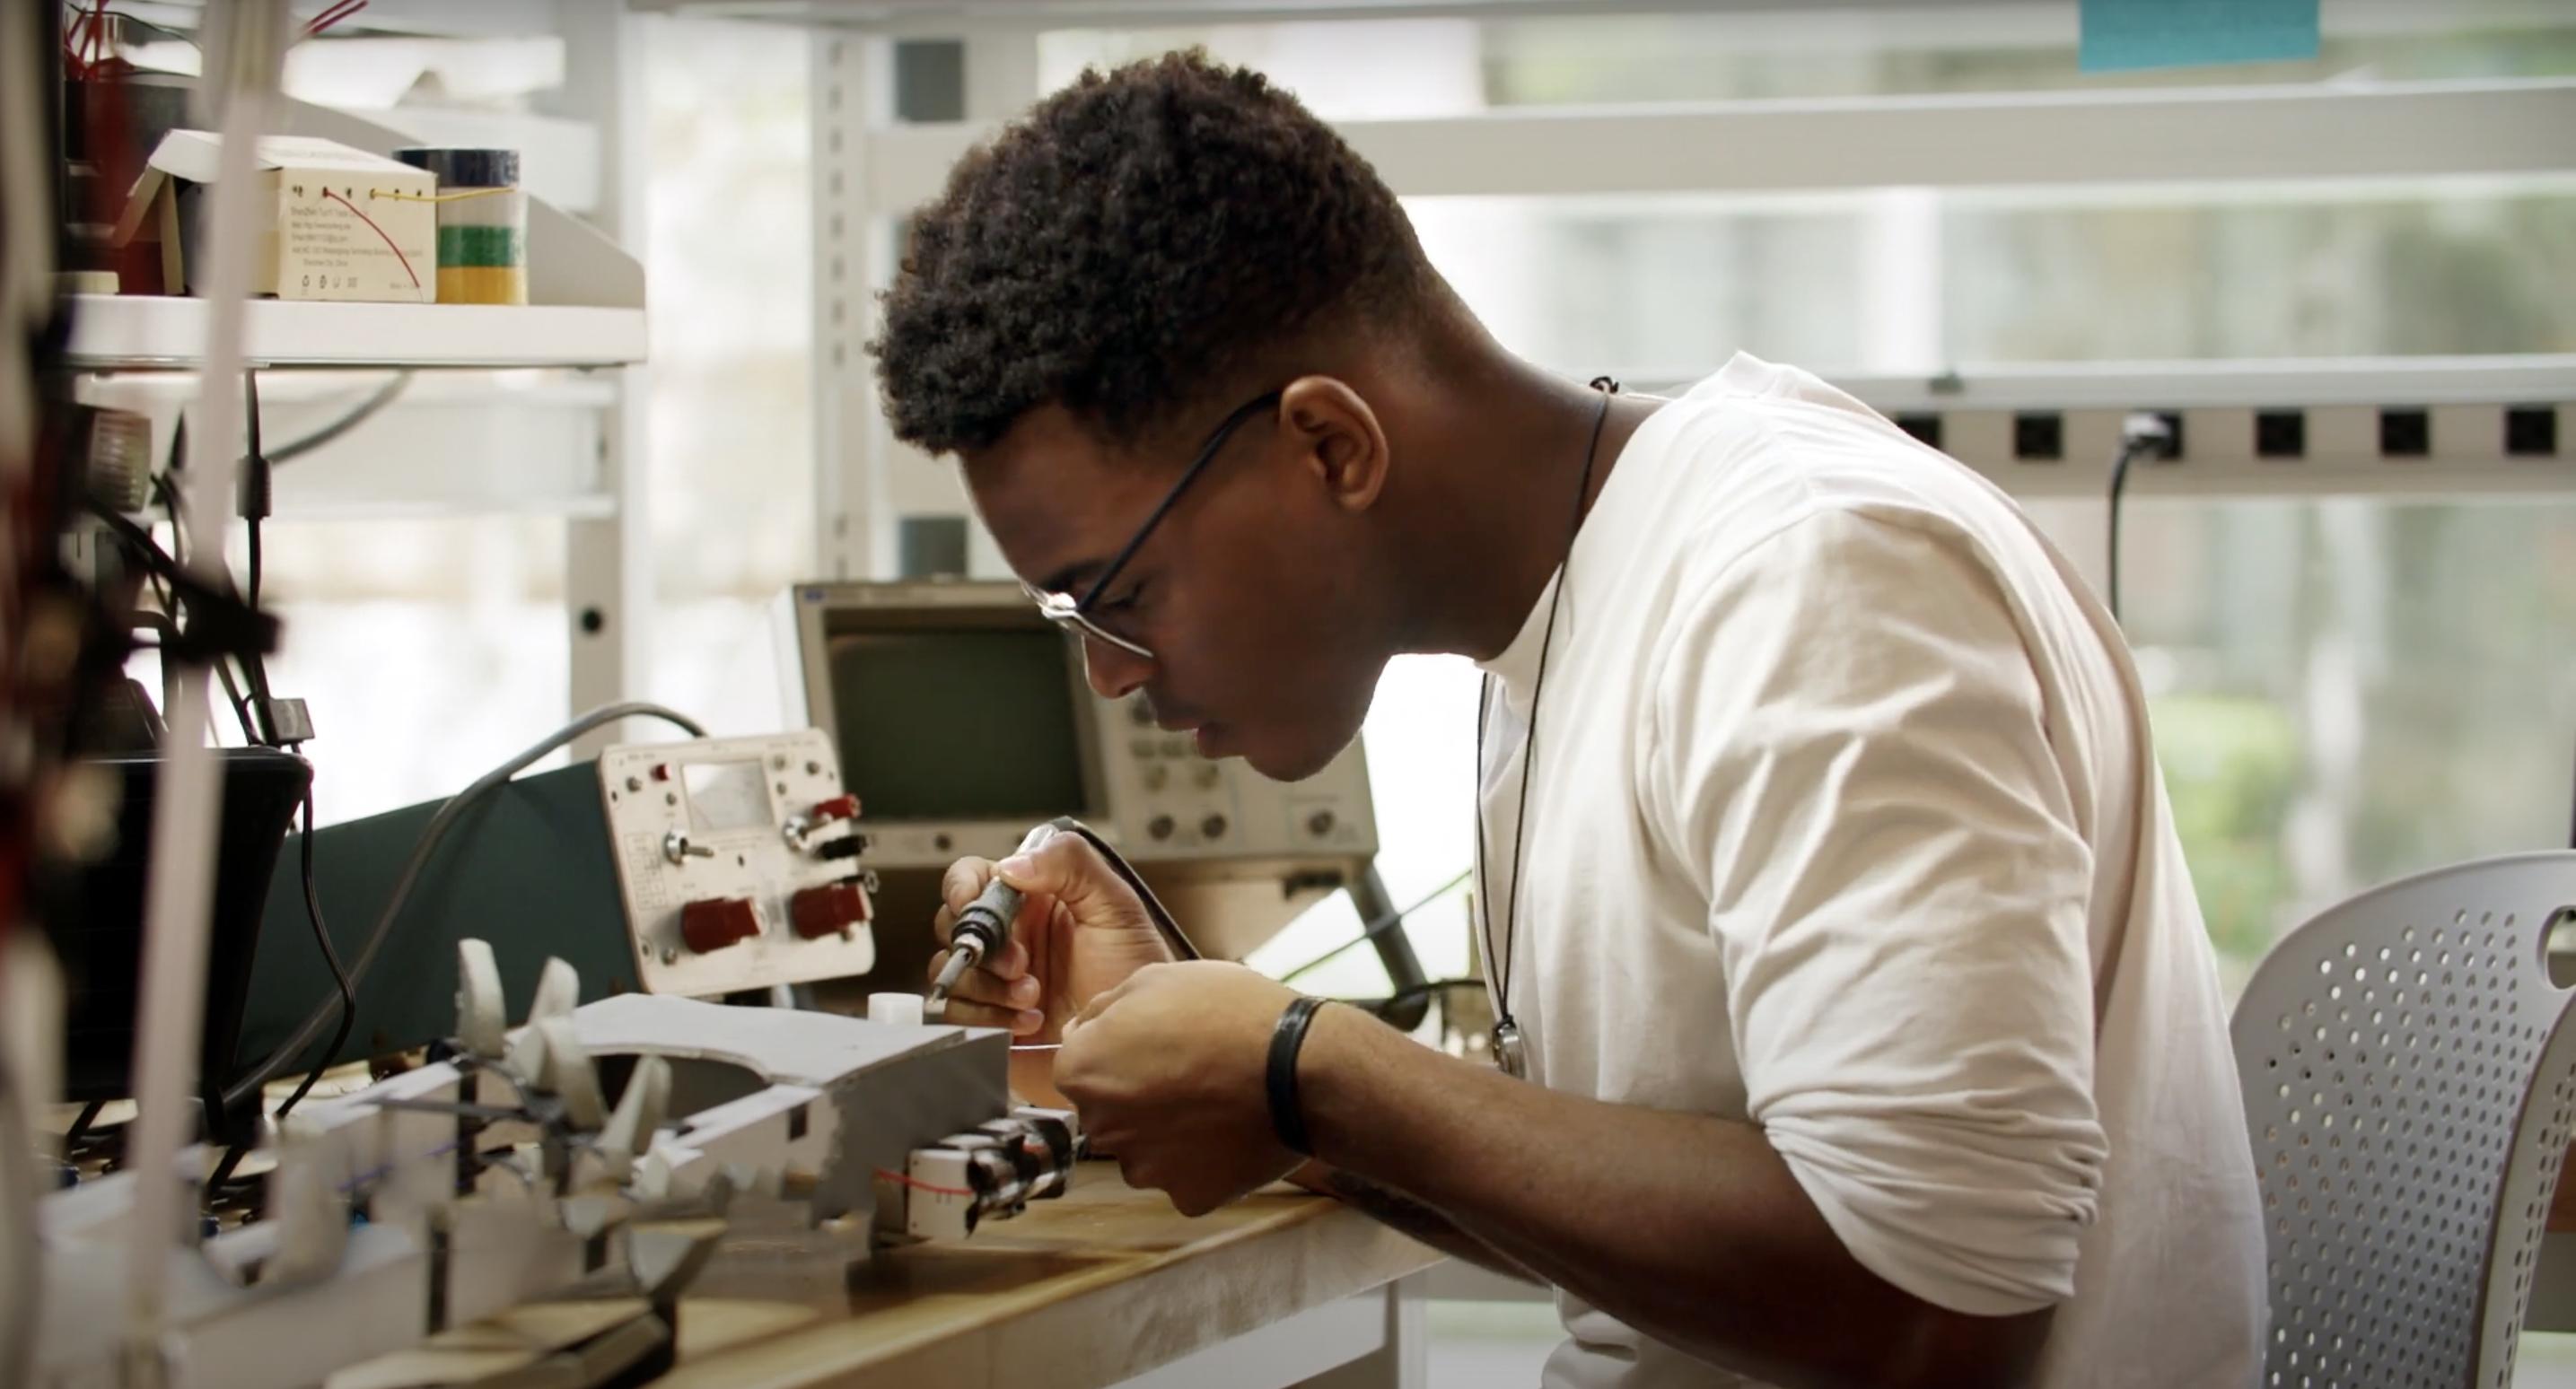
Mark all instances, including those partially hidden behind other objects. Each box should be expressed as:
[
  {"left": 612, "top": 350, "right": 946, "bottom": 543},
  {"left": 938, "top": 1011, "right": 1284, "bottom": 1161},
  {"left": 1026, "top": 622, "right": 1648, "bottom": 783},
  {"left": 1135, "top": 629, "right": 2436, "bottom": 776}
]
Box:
[{"left": 869, "top": 50, "right": 1438, "bottom": 458}]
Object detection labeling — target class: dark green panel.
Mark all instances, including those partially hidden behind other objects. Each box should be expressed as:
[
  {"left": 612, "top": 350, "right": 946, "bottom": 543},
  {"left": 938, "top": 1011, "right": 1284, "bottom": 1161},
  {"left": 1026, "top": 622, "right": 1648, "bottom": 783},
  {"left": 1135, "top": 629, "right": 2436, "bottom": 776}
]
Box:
[{"left": 240, "top": 762, "right": 634, "bottom": 1075}]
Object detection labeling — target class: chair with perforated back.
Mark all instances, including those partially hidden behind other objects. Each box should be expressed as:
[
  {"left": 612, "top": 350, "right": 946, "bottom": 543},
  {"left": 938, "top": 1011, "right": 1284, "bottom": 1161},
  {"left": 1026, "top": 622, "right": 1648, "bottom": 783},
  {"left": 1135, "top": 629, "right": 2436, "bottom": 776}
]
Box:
[{"left": 2232, "top": 851, "right": 2576, "bottom": 1389}]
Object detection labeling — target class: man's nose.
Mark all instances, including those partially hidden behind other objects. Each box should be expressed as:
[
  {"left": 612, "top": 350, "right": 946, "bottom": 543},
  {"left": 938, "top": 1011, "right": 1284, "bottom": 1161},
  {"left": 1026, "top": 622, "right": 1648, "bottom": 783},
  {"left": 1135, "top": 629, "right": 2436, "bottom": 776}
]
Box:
[{"left": 1082, "top": 635, "right": 1152, "bottom": 701}]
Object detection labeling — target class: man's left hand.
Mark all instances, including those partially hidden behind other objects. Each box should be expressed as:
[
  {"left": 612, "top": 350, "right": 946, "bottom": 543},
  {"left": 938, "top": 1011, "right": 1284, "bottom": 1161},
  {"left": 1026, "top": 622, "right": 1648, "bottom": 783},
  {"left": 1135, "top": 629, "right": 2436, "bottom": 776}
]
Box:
[{"left": 1055, "top": 960, "right": 1310, "bottom": 1216}]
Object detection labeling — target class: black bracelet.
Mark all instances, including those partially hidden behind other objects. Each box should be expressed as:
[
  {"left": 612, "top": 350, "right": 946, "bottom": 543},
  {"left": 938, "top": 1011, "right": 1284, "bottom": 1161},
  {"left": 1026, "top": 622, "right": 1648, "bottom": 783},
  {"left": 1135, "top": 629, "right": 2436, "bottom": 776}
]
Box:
[{"left": 1266, "top": 995, "right": 1327, "bottom": 1156}]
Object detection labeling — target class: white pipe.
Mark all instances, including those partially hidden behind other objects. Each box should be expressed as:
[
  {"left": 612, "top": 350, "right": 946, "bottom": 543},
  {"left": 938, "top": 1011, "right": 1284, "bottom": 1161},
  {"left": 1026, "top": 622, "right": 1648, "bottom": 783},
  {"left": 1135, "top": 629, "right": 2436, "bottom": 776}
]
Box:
[{"left": 121, "top": 3, "right": 288, "bottom": 1381}]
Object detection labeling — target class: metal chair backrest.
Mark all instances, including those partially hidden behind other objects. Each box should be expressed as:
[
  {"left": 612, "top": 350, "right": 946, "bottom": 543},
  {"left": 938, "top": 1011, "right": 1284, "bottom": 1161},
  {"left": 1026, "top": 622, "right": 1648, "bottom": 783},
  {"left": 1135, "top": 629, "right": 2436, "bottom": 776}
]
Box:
[{"left": 2231, "top": 851, "right": 2576, "bottom": 1389}]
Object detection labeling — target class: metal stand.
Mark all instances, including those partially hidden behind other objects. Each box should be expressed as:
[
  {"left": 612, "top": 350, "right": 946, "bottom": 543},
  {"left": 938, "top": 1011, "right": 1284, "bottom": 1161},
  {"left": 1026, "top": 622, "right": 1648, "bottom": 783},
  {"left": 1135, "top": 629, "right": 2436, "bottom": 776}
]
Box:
[{"left": 1346, "top": 863, "right": 1433, "bottom": 1032}]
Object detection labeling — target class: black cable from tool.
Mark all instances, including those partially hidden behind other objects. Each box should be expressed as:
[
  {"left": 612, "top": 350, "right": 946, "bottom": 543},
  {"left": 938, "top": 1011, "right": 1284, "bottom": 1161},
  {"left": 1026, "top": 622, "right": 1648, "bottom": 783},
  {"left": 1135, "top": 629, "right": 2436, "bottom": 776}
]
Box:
[
  {"left": 223, "top": 701, "right": 710, "bottom": 1109},
  {"left": 1011, "top": 821, "right": 1475, "bottom": 1018},
  {"left": 1042, "top": 817, "right": 1202, "bottom": 962}
]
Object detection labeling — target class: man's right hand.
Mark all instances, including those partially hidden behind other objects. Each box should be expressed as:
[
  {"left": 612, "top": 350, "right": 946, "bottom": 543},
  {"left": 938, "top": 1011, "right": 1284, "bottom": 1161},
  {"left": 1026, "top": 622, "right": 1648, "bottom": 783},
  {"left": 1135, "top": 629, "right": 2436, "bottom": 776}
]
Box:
[{"left": 931, "top": 831, "right": 1174, "bottom": 1040}]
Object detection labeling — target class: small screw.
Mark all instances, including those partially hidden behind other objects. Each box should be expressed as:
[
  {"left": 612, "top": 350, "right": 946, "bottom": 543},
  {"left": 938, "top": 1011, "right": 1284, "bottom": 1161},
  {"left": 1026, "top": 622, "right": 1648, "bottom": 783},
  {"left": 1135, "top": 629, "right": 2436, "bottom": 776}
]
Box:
[
  {"left": 666, "top": 791, "right": 678, "bottom": 806},
  {"left": 805, "top": 760, "right": 820, "bottom": 774},
  {"left": 626, "top": 776, "right": 643, "bottom": 792},
  {"left": 660, "top": 946, "right": 678, "bottom": 965},
  {"left": 773, "top": 756, "right": 788, "bottom": 771}
]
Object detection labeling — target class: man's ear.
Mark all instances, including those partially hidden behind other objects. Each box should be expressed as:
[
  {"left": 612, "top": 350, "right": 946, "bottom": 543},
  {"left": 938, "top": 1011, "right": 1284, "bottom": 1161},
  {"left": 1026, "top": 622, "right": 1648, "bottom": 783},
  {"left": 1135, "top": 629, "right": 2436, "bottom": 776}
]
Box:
[{"left": 1277, "top": 376, "right": 1389, "bottom": 514}]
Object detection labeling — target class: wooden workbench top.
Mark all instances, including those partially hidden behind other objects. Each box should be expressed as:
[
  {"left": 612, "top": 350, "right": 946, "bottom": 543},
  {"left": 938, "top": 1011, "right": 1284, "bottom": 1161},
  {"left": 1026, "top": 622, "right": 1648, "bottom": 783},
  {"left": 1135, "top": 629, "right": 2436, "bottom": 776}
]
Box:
[{"left": 659, "top": 1164, "right": 1441, "bottom": 1389}]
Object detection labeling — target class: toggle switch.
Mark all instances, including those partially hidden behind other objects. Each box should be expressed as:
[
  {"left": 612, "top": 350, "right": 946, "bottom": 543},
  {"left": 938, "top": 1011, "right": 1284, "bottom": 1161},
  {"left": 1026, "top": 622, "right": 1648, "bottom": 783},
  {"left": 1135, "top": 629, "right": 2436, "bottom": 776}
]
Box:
[
  {"left": 792, "top": 882, "right": 872, "bottom": 939},
  {"left": 680, "top": 897, "right": 760, "bottom": 953},
  {"left": 663, "top": 829, "right": 715, "bottom": 864}
]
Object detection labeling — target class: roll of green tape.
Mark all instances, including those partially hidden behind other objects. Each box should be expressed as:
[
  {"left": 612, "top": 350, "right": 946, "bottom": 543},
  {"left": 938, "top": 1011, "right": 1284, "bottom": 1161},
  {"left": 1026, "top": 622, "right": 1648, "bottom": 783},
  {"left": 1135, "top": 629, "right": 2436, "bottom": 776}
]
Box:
[{"left": 393, "top": 147, "right": 528, "bottom": 306}]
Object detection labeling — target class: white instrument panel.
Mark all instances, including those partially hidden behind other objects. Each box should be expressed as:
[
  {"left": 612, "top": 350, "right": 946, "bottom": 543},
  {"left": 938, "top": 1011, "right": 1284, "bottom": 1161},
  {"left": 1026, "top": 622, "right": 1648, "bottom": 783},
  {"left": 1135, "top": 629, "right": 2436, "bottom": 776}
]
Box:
[{"left": 598, "top": 729, "right": 878, "bottom": 997}]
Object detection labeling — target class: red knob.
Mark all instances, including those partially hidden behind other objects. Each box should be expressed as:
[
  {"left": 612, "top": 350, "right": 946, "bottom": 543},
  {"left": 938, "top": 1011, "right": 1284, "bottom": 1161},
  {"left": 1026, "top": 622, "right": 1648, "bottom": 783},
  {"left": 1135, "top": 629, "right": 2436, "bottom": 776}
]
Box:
[
  {"left": 680, "top": 896, "right": 760, "bottom": 953},
  {"left": 810, "top": 794, "right": 861, "bottom": 824},
  {"left": 791, "top": 882, "right": 872, "bottom": 939}
]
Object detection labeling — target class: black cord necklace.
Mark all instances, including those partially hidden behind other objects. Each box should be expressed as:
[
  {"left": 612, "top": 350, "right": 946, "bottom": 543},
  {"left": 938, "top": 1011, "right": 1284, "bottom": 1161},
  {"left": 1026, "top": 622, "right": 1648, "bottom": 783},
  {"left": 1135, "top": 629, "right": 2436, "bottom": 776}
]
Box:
[{"left": 1473, "top": 376, "right": 1619, "bottom": 1079}]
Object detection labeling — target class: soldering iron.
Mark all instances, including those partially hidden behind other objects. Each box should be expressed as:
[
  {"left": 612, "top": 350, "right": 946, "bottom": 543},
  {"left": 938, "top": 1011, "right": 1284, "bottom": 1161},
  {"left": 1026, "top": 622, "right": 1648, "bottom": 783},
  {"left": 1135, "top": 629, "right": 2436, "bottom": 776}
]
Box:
[
  {"left": 924, "top": 817, "right": 1203, "bottom": 1017},
  {"left": 928, "top": 822, "right": 1059, "bottom": 1013}
]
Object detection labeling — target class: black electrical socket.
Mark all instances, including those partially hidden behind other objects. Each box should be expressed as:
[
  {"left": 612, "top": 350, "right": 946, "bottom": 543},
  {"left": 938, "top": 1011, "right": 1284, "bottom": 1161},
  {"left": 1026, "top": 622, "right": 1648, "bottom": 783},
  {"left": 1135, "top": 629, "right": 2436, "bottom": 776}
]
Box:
[
  {"left": 1895, "top": 413, "right": 1942, "bottom": 449},
  {"left": 2256, "top": 410, "right": 2305, "bottom": 459},
  {"left": 2379, "top": 407, "right": 2430, "bottom": 458},
  {"left": 2507, "top": 406, "right": 2559, "bottom": 457},
  {"left": 2013, "top": 412, "right": 2063, "bottom": 461},
  {"left": 2145, "top": 410, "right": 2184, "bottom": 460}
]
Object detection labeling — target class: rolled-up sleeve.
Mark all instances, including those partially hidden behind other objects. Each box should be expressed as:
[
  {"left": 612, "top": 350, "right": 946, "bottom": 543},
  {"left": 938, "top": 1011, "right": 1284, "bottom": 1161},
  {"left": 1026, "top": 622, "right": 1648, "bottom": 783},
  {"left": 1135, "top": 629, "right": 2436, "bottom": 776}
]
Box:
[{"left": 1645, "top": 507, "right": 2109, "bottom": 1316}]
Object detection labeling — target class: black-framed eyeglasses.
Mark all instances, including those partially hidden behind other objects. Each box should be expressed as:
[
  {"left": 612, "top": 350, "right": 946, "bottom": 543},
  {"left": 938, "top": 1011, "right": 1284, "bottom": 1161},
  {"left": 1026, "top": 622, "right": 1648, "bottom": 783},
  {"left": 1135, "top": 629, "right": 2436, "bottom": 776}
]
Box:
[{"left": 1022, "top": 388, "right": 1283, "bottom": 661}]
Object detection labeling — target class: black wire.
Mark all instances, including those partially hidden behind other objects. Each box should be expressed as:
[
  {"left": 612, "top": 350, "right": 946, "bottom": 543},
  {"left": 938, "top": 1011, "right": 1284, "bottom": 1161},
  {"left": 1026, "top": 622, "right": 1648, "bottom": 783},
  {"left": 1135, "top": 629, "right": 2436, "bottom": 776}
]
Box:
[
  {"left": 1473, "top": 382, "right": 1616, "bottom": 1033},
  {"left": 1370, "top": 977, "right": 1488, "bottom": 1018},
  {"left": 2104, "top": 416, "right": 2174, "bottom": 623},
  {"left": 63, "top": 1099, "right": 108, "bottom": 1150},
  {"left": 270, "top": 783, "right": 355, "bottom": 1121},
  {"left": 264, "top": 371, "right": 410, "bottom": 466},
  {"left": 113, "top": 493, "right": 177, "bottom": 648},
  {"left": 2107, "top": 444, "right": 2140, "bottom": 622},
  {"left": 212, "top": 654, "right": 255, "bottom": 746},
  {"left": 153, "top": 472, "right": 185, "bottom": 571},
  {"left": 109, "top": 10, "right": 199, "bottom": 53},
  {"left": 223, "top": 701, "right": 710, "bottom": 1108},
  {"left": 1275, "top": 867, "right": 1471, "bottom": 986},
  {"left": 235, "top": 370, "right": 285, "bottom": 738},
  {"left": 1038, "top": 818, "right": 1203, "bottom": 963},
  {"left": 243, "top": 524, "right": 264, "bottom": 654},
  {"left": 88, "top": 497, "right": 272, "bottom": 747},
  {"left": 202, "top": 1142, "right": 250, "bottom": 1193},
  {"left": 243, "top": 371, "right": 263, "bottom": 609}
]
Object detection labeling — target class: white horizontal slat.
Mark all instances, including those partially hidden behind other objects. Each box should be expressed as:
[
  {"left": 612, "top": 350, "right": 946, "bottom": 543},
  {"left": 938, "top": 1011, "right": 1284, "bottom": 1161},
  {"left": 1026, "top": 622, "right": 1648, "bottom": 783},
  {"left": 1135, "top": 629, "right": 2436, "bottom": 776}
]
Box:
[
  {"left": 862, "top": 78, "right": 2576, "bottom": 207},
  {"left": 64, "top": 296, "right": 649, "bottom": 371}
]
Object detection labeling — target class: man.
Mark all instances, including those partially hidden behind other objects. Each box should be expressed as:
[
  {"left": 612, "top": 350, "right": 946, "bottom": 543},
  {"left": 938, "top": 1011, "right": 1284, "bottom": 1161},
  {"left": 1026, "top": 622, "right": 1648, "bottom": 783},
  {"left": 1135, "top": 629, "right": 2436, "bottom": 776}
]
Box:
[{"left": 871, "top": 50, "right": 2265, "bottom": 1389}]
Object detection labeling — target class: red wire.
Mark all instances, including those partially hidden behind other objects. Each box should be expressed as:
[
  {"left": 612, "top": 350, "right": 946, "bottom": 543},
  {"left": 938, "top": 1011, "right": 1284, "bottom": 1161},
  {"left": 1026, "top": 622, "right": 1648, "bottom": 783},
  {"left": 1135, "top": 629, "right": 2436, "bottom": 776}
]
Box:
[
  {"left": 875, "top": 1167, "right": 976, "bottom": 1200},
  {"left": 304, "top": 0, "right": 365, "bottom": 37},
  {"left": 87, "top": 0, "right": 104, "bottom": 68},
  {"left": 320, "top": 188, "right": 421, "bottom": 290}
]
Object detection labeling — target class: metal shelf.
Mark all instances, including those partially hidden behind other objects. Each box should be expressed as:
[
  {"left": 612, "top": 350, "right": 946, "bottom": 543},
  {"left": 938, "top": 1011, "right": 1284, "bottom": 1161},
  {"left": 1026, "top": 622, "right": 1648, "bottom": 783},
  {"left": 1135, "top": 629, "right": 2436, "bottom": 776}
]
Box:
[{"left": 62, "top": 295, "right": 648, "bottom": 371}]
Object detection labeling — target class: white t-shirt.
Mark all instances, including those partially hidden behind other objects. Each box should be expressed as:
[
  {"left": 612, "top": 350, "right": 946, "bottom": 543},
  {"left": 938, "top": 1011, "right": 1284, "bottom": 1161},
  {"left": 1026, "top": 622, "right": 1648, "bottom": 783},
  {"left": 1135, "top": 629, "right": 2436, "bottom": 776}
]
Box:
[{"left": 1475, "top": 354, "right": 2265, "bottom": 1389}]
